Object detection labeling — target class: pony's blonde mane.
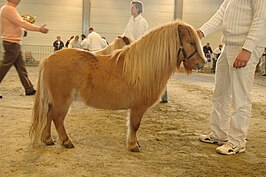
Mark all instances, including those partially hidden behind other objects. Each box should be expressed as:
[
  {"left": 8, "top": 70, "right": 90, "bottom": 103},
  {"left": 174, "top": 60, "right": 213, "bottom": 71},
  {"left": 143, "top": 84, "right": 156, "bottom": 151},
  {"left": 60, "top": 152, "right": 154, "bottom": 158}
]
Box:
[
  {"left": 122, "top": 22, "right": 179, "bottom": 85},
  {"left": 111, "top": 21, "right": 201, "bottom": 99}
]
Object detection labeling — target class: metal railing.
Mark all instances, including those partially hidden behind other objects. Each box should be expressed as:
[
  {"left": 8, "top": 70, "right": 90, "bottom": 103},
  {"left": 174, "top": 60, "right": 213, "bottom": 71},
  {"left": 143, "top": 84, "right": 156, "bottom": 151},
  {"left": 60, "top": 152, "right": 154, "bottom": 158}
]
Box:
[
  {"left": 0, "top": 43, "right": 54, "bottom": 65},
  {"left": 22, "top": 45, "right": 54, "bottom": 61}
]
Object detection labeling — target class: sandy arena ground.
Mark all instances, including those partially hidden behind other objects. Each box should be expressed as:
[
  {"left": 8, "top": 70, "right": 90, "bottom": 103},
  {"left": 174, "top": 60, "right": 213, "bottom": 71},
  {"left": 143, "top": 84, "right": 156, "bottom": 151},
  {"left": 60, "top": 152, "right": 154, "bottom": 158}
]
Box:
[{"left": 0, "top": 66, "right": 265, "bottom": 177}]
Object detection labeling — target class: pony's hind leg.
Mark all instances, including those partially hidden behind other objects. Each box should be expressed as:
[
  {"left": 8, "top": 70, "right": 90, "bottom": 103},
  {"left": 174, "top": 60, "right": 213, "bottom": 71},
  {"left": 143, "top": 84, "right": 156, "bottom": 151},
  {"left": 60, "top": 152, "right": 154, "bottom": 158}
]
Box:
[
  {"left": 42, "top": 110, "right": 55, "bottom": 146},
  {"left": 127, "top": 106, "right": 148, "bottom": 152},
  {"left": 50, "top": 97, "right": 75, "bottom": 148}
]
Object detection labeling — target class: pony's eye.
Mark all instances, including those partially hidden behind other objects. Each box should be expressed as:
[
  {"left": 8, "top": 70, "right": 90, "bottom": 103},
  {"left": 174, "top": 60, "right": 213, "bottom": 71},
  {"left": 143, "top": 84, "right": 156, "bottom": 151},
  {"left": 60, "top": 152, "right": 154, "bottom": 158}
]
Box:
[{"left": 190, "top": 42, "right": 195, "bottom": 45}]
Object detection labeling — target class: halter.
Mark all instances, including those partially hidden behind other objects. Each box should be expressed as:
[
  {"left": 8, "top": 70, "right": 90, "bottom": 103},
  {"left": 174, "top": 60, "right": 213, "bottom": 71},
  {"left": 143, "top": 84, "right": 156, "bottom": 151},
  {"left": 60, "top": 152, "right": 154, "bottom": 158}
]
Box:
[{"left": 177, "top": 25, "right": 197, "bottom": 63}]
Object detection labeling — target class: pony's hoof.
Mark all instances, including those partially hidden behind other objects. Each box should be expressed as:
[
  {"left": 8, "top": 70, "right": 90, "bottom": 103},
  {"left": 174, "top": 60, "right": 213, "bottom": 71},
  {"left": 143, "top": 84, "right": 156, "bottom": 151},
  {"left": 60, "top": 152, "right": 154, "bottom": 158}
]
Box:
[
  {"left": 128, "top": 141, "right": 141, "bottom": 152},
  {"left": 61, "top": 139, "right": 75, "bottom": 148},
  {"left": 130, "top": 146, "right": 141, "bottom": 152},
  {"left": 63, "top": 143, "right": 75, "bottom": 148},
  {"left": 45, "top": 140, "right": 55, "bottom": 146}
]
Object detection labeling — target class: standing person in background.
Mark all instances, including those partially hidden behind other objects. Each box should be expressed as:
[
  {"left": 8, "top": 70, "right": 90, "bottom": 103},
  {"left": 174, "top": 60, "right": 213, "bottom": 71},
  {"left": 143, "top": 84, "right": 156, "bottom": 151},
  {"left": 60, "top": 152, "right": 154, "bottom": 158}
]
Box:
[
  {"left": 123, "top": 1, "right": 161, "bottom": 102},
  {"left": 102, "top": 37, "right": 109, "bottom": 45},
  {"left": 86, "top": 27, "right": 104, "bottom": 52},
  {"left": 101, "top": 37, "right": 108, "bottom": 49},
  {"left": 68, "top": 35, "right": 80, "bottom": 48},
  {"left": 0, "top": 0, "right": 49, "bottom": 99},
  {"left": 53, "top": 35, "right": 64, "bottom": 51},
  {"left": 211, "top": 44, "right": 223, "bottom": 73},
  {"left": 65, "top": 35, "right": 74, "bottom": 48},
  {"left": 197, "top": 0, "right": 266, "bottom": 155},
  {"left": 203, "top": 43, "right": 213, "bottom": 63},
  {"left": 80, "top": 34, "right": 88, "bottom": 50},
  {"left": 122, "top": 0, "right": 148, "bottom": 41}
]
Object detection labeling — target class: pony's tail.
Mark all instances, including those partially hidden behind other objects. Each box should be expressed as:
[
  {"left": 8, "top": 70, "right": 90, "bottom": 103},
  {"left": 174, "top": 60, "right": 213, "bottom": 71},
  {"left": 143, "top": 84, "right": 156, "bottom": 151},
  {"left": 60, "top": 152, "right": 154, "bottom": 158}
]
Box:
[{"left": 29, "top": 59, "right": 50, "bottom": 146}]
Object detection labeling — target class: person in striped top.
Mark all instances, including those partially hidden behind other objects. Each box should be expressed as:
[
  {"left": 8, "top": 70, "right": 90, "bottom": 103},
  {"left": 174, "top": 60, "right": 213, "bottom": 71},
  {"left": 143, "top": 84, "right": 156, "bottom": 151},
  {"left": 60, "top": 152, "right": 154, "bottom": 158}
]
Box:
[{"left": 197, "top": 0, "right": 266, "bottom": 155}]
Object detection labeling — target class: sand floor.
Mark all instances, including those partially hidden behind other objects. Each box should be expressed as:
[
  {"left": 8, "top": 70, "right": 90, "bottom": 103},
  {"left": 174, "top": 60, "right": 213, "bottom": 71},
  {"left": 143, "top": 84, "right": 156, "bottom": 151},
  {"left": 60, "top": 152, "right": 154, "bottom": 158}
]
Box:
[{"left": 0, "top": 66, "right": 265, "bottom": 177}]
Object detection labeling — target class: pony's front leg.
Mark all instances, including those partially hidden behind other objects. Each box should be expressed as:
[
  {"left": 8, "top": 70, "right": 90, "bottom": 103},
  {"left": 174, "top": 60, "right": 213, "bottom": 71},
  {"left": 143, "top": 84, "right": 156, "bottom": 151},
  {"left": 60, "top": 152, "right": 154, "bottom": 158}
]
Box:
[
  {"left": 127, "top": 107, "right": 147, "bottom": 152},
  {"left": 50, "top": 102, "right": 74, "bottom": 148}
]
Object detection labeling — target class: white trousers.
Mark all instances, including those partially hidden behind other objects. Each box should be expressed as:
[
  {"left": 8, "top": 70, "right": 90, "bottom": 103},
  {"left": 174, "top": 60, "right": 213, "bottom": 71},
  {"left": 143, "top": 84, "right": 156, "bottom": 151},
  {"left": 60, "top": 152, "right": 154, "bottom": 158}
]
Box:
[{"left": 211, "top": 45, "right": 264, "bottom": 148}]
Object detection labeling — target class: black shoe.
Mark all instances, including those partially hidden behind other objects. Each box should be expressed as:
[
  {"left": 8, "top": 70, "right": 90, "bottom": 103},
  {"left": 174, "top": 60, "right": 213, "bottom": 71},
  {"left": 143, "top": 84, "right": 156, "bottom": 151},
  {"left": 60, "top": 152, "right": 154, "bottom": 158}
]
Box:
[
  {"left": 26, "top": 90, "right": 36, "bottom": 96},
  {"left": 160, "top": 100, "right": 168, "bottom": 103}
]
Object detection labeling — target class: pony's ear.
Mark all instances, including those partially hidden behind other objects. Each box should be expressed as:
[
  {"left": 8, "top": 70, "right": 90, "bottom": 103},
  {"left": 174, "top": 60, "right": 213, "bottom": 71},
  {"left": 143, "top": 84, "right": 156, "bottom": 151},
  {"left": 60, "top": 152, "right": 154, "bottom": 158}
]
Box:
[
  {"left": 117, "top": 35, "right": 131, "bottom": 45},
  {"left": 178, "top": 25, "right": 189, "bottom": 38},
  {"left": 122, "top": 36, "right": 131, "bottom": 45}
]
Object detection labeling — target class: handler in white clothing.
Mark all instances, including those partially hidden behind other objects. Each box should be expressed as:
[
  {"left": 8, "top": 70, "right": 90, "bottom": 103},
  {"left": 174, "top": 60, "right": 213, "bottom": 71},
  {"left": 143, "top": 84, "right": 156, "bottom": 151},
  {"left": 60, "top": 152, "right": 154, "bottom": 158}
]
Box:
[
  {"left": 197, "top": 0, "right": 266, "bottom": 155},
  {"left": 122, "top": 0, "right": 148, "bottom": 41}
]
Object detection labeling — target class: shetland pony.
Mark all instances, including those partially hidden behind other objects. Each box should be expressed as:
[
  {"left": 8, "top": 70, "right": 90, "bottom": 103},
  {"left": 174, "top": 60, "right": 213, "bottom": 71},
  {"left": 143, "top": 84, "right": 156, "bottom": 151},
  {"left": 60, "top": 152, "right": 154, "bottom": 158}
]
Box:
[{"left": 30, "top": 20, "right": 206, "bottom": 152}]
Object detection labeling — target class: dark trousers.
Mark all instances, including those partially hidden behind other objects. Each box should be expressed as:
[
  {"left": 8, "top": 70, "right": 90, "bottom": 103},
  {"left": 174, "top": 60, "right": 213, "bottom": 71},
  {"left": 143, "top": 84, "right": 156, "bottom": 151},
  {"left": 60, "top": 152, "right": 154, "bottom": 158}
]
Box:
[
  {"left": 211, "top": 58, "right": 217, "bottom": 72},
  {"left": 161, "top": 86, "right": 168, "bottom": 101},
  {"left": 0, "top": 41, "right": 34, "bottom": 94}
]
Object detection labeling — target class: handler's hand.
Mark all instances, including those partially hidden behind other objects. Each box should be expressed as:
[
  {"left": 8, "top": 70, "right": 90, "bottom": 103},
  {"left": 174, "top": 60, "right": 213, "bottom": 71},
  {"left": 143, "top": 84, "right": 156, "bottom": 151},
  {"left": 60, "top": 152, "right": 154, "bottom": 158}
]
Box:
[
  {"left": 233, "top": 49, "right": 251, "bottom": 69},
  {"left": 39, "top": 24, "right": 49, "bottom": 34}
]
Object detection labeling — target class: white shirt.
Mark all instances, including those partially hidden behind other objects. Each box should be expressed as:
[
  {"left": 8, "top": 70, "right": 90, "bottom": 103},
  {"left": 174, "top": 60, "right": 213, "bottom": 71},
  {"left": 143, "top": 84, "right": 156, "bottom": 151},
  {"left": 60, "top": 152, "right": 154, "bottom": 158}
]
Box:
[
  {"left": 213, "top": 47, "right": 222, "bottom": 55},
  {"left": 87, "top": 31, "right": 103, "bottom": 51},
  {"left": 80, "top": 38, "right": 88, "bottom": 49},
  {"left": 122, "top": 14, "right": 148, "bottom": 41},
  {"left": 200, "top": 0, "right": 266, "bottom": 53},
  {"left": 68, "top": 38, "right": 80, "bottom": 48},
  {"left": 101, "top": 38, "right": 108, "bottom": 49}
]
